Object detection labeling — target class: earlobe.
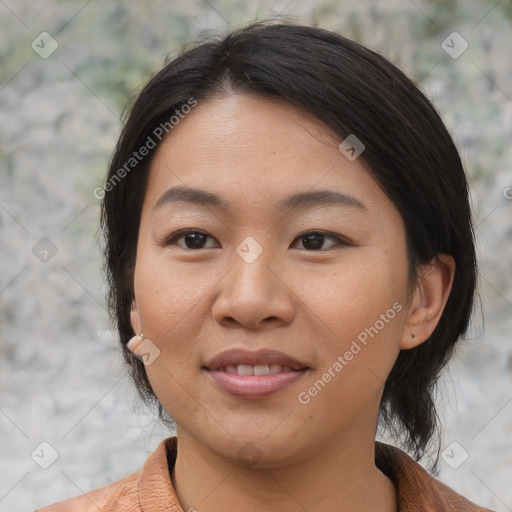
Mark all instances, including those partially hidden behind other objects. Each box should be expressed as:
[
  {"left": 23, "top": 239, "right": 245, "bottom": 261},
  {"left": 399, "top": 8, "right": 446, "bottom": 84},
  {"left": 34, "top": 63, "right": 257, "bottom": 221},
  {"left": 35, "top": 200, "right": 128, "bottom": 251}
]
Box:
[
  {"left": 128, "top": 300, "right": 144, "bottom": 353},
  {"left": 130, "top": 299, "right": 142, "bottom": 337},
  {"left": 400, "top": 254, "right": 455, "bottom": 350}
]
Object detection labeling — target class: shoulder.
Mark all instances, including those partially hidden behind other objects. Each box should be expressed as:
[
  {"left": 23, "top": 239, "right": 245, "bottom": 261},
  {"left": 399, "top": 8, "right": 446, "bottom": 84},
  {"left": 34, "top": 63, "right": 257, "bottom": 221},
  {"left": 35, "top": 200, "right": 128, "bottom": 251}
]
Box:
[
  {"left": 34, "top": 470, "right": 141, "bottom": 512},
  {"left": 375, "top": 442, "right": 496, "bottom": 512},
  {"left": 34, "top": 437, "right": 181, "bottom": 512}
]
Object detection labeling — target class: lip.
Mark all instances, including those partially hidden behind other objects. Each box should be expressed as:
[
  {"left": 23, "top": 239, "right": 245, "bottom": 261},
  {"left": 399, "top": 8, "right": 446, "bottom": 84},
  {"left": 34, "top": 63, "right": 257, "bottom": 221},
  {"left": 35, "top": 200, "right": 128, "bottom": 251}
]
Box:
[
  {"left": 206, "top": 370, "right": 308, "bottom": 399},
  {"left": 204, "top": 348, "right": 309, "bottom": 371},
  {"left": 203, "top": 348, "right": 310, "bottom": 399}
]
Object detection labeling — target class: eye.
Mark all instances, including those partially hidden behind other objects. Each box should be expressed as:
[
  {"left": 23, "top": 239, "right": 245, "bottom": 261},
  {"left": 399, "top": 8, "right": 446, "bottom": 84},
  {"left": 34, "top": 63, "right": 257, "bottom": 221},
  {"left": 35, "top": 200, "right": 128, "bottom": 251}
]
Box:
[
  {"left": 163, "top": 229, "right": 219, "bottom": 249},
  {"left": 161, "top": 229, "right": 348, "bottom": 251},
  {"left": 292, "top": 230, "right": 347, "bottom": 251}
]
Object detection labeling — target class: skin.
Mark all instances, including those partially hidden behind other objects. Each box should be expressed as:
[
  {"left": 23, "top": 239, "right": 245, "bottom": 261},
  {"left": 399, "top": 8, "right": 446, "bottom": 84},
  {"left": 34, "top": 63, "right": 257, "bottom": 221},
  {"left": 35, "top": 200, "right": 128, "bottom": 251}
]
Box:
[{"left": 129, "top": 93, "right": 455, "bottom": 511}]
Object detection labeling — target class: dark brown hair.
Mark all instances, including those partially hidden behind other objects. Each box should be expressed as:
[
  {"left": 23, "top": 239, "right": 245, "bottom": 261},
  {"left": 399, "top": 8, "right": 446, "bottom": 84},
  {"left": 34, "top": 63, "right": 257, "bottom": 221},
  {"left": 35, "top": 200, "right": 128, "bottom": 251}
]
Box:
[{"left": 100, "top": 20, "right": 477, "bottom": 472}]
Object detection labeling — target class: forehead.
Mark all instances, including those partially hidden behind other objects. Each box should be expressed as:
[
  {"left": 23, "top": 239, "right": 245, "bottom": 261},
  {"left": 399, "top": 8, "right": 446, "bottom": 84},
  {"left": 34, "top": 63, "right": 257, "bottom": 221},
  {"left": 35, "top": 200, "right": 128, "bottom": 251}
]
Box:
[{"left": 143, "top": 93, "right": 388, "bottom": 215}]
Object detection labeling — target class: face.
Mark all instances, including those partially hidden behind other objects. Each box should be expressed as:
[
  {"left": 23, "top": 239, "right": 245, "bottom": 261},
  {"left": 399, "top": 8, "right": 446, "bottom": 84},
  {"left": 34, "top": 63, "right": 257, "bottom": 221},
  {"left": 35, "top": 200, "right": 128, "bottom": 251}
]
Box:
[{"left": 130, "top": 93, "right": 415, "bottom": 468}]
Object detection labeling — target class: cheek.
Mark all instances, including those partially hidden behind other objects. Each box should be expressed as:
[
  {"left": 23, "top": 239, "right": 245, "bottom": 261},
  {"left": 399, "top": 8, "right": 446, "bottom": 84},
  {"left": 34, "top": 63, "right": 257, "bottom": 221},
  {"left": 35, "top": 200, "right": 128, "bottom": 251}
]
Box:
[
  {"left": 132, "top": 262, "right": 203, "bottom": 396},
  {"left": 298, "top": 253, "right": 407, "bottom": 339},
  {"left": 294, "top": 282, "right": 405, "bottom": 427},
  {"left": 133, "top": 250, "right": 215, "bottom": 336},
  {"left": 134, "top": 259, "right": 204, "bottom": 416},
  {"left": 293, "top": 254, "right": 408, "bottom": 395}
]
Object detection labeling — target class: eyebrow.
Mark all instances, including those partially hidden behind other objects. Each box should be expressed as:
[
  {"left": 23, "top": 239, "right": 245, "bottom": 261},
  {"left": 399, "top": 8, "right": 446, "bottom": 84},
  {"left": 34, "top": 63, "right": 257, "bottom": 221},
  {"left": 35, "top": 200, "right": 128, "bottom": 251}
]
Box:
[{"left": 153, "top": 185, "right": 367, "bottom": 214}]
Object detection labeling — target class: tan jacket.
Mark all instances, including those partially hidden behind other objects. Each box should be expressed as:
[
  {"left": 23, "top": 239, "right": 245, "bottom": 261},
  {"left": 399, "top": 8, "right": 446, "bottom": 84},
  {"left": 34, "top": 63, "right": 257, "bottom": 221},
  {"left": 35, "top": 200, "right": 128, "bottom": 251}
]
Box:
[{"left": 36, "top": 437, "right": 495, "bottom": 511}]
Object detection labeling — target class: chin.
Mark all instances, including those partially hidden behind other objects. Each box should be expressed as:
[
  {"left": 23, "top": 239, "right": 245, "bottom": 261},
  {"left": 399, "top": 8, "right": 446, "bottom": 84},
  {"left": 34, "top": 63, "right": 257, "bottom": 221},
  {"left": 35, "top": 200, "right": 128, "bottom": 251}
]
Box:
[{"left": 204, "top": 432, "right": 311, "bottom": 470}]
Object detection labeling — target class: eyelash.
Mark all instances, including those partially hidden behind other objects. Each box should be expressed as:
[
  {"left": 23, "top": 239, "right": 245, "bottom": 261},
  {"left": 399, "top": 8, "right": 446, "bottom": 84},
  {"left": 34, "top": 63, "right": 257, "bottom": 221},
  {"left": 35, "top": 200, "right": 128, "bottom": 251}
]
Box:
[{"left": 161, "top": 229, "right": 350, "bottom": 251}]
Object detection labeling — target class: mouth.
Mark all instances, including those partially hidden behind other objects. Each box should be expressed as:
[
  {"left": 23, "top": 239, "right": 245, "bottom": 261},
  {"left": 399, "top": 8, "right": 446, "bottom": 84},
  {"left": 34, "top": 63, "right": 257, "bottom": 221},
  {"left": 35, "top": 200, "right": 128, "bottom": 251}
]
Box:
[
  {"left": 210, "top": 363, "right": 301, "bottom": 375},
  {"left": 203, "top": 349, "right": 311, "bottom": 399}
]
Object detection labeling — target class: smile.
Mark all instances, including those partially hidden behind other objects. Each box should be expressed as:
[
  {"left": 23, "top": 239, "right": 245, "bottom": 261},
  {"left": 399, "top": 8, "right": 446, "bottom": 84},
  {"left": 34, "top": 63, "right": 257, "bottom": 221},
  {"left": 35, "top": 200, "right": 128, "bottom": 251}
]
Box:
[
  {"left": 215, "top": 364, "right": 297, "bottom": 375},
  {"left": 203, "top": 348, "right": 311, "bottom": 399}
]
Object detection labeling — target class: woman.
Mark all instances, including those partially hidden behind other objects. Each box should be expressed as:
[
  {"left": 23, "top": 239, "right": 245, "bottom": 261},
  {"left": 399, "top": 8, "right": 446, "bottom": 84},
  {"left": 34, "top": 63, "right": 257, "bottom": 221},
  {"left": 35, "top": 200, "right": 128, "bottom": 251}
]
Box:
[{"left": 37, "top": 20, "right": 495, "bottom": 511}]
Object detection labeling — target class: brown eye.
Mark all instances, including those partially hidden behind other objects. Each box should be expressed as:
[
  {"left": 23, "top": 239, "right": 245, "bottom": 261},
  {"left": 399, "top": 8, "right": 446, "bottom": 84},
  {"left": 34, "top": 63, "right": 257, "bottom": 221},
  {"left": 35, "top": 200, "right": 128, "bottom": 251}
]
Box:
[
  {"left": 292, "top": 231, "right": 346, "bottom": 251},
  {"left": 164, "top": 230, "right": 219, "bottom": 249}
]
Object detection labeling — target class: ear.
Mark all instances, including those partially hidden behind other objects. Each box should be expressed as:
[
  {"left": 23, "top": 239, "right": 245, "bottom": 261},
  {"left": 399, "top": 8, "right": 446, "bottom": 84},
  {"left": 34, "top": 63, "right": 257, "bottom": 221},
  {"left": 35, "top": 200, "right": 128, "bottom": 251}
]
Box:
[
  {"left": 400, "top": 254, "right": 455, "bottom": 350},
  {"left": 130, "top": 299, "right": 142, "bottom": 335}
]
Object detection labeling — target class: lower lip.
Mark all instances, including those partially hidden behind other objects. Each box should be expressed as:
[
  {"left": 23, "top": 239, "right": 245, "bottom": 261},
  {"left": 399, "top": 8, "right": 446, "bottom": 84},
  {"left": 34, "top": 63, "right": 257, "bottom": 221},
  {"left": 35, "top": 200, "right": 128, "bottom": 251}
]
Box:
[{"left": 205, "top": 369, "right": 308, "bottom": 399}]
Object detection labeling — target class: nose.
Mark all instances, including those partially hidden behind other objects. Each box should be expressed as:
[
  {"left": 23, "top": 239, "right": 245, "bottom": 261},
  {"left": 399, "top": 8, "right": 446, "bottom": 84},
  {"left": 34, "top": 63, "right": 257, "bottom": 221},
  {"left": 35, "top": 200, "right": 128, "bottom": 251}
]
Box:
[{"left": 211, "top": 249, "right": 296, "bottom": 330}]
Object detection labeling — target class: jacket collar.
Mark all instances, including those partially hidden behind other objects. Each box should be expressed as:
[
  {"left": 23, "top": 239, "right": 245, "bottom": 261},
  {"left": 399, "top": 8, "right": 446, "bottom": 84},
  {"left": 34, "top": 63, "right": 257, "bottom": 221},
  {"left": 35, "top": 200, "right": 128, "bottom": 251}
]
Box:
[
  {"left": 375, "top": 441, "right": 493, "bottom": 511},
  {"left": 137, "top": 437, "right": 493, "bottom": 511}
]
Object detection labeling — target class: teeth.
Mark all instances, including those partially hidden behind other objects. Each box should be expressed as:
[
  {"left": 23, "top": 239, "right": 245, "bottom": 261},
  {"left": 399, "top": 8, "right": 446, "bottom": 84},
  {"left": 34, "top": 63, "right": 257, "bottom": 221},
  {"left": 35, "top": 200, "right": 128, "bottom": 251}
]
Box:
[
  {"left": 237, "top": 364, "right": 254, "bottom": 376},
  {"left": 216, "top": 364, "right": 294, "bottom": 374},
  {"left": 269, "top": 364, "right": 283, "bottom": 374},
  {"left": 234, "top": 364, "right": 286, "bottom": 375},
  {"left": 253, "top": 364, "right": 270, "bottom": 375}
]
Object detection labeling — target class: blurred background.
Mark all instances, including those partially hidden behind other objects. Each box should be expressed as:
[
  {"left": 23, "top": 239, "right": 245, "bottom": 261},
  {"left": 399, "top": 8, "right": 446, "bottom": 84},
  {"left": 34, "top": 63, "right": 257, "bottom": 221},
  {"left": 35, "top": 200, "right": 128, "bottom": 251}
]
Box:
[{"left": 0, "top": 0, "right": 511, "bottom": 510}]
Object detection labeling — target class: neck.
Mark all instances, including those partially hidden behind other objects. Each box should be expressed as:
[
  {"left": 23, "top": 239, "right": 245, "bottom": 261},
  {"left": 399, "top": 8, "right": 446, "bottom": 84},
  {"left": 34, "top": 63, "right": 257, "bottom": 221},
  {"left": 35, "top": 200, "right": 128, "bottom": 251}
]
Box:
[{"left": 171, "top": 429, "right": 397, "bottom": 512}]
